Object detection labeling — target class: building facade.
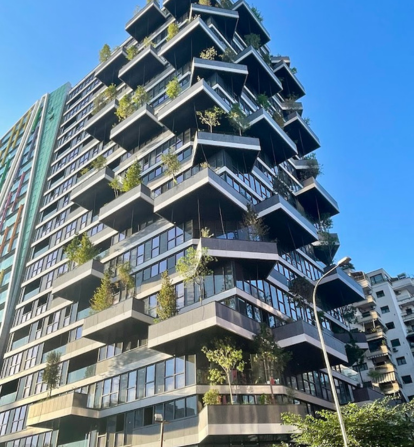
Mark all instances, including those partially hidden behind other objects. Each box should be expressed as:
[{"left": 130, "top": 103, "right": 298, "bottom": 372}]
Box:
[
  {"left": 0, "top": 1, "right": 367, "bottom": 447},
  {"left": 351, "top": 269, "right": 414, "bottom": 401}
]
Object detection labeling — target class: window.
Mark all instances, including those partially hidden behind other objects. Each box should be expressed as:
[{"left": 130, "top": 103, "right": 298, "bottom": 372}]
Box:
[
  {"left": 391, "top": 338, "right": 401, "bottom": 347},
  {"left": 402, "top": 375, "right": 413, "bottom": 384},
  {"left": 355, "top": 362, "right": 368, "bottom": 372},
  {"left": 376, "top": 290, "right": 385, "bottom": 298},
  {"left": 397, "top": 356, "right": 407, "bottom": 366},
  {"left": 380, "top": 306, "right": 390, "bottom": 314},
  {"left": 385, "top": 322, "right": 395, "bottom": 330},
  {"left": 407, "top": 308, "right": 413, "bottom": 315}
]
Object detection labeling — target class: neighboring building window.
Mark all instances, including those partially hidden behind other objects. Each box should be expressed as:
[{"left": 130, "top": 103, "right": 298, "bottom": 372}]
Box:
[
  {"left": 407, "top": 308, "right": 413, "bottom": 315},
  {"left": 380, "top": 306, "right": 390, "bottom": 314},
  {"left": 376, "top": 290, "right": 385, "bottom": 298},
  {"left": 386, "top": 322, "right": 395, "bottom": 330},
  {"left": 402, "top": 375, "right": 413, "bottom": 384},
  {"left": 355, "top": 362, "right": 368, "bottom": 372},
  {"left": 391, "top": 338, "right": 401, "bottom": 347},
  {"left": 397, "top": 357, "right": 407, "bottom": 365}
]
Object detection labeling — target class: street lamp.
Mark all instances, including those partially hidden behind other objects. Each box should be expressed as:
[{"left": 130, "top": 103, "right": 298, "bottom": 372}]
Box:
[
  {"left": 312, "top": 256, "right": 351, "bottom": 447},
  {"left": 154, "top": 413, "right": 168, "bottom": 447}
]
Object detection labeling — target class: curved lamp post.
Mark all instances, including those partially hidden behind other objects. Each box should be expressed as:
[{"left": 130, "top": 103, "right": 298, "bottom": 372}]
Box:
[{"left": 312, "top": 256, "right": 351, "bottom": 447}]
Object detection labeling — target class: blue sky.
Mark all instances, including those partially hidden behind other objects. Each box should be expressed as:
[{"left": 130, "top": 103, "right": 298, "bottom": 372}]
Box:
[{"left": 0, "top": 0, "right": 413, "bottom": 276}]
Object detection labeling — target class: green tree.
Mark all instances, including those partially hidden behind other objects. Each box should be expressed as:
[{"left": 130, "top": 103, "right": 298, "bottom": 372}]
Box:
[
  {"left": 228, "top": 103, "right": 250, "bottom": 135},
  {"left": 176, "top": 247, "right": 215, "bottom": 300},
  {"left": 122, "top": 161, "right": 142, "bottom": 191},
  {"left": 199, "top": 0, "right": 212, "bottom": 5},
  {"left": 289, "top": 276, "right": 313, "bottom": 309},
  {"left": 273, "top": 111, "right": 285, "bottom": 128},
  {"left": 115, "top": 95, "right": 136, "bottom": 121},
  {"left": 282, "top": 398, "right": 414, "bottom": 447},
  {"left": 243, "top": 203, "right": 269, "bottom": 241},
  {"left": 252, "top": 324, "right": 291, "bottom": 403},
  {"left": 117, "top": 262, "right": 135, "bottom": 290},
  {"left": 167, "top": 22, "right": 179, "bottom": 41},
  {"left": 99, "top": 44, "right": 112, "bottom": 63},
  {"left": 91, "top": 155, "right": 106, "bottom": 171},
  {"left": 298, "top": 154, "right": 322, "bottom": 180},
  {"left": 244, "top": 33, "right": 261, "bottom": 49},
  {"left": 203, "top": 389, "right": 221, "bottom": 406},
  {"left": 200, "top": 46, "right": 217, "bottom": 60},
  {"left": 251, "top": 6, "right": 263, "bottom": 22},
  {"left": 219, "top": 0, "right": 233, "bottom": 8},
  {"left": 202, "top": 337, "right": 245, "bottom": 405},
  {"left": 166, "top": 78, "right": 181, "bottom": 99},
  {"left": 257, "top": 94, "right": 270, "bottom": 111},
  {"left": 109, "top": 176, "right": 123, "bottom": 198},
  {"left": 43, "top": 351, "right": 61, "bottom": 397},
  {"left": 91, "top": 271, "right": 114, "bottom": 312},
  {"left": 64, "top": 233, "right": 99, "bottom": 269},
  {"left": 196, "top": 106, "right": 224, "bottom": 132},
  {"left": 156, "top": 271, "right": 177, "bottom": 321},
  {"left": 143, "top": 36, "right": 156, "bottom": 47},
  {"left": 161, "top": 150, "right": 181, "bottom": 184},
  {"left": 133, "top": 85, "right": 150, "bottom": 108},
  {"left": 220, "top": 47, "right": 235, "bottom": 62},
  {"left": 126, "top": 46, "right": 139, "bottom": 60},
  {"left": 105, "top": 83, "right": 117, "bottom": 101}
]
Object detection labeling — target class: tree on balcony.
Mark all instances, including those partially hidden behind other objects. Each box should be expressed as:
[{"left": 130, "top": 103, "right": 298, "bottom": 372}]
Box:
[
  {"left": 289, "top": 276, "right": 313, "bottom": 310},
  {"left": 91, "top": 271, "right": 114, "bottom": 312},
  {"left": 156, "top": 271, "right": 177, "bottom": 322},
  {"left": 367, "top": 369, "right": 383, "bottom": 384},
  {"left": 219, "top": 0, "right": 233, "bottom": 8},
  {"left": 117, "top": 262, "right": 135, "bottom": 292},
  {"left": 228, "top": 103, "right": 250, "bottom": 136},
  {"left": 203, "top": 388, "right": 221, "bottom": 406},
  {"left": 109, "top": 176, "right": 123, "bottom": 198},
  {"left": 252, "top": 324, "right": 291, "bottom": 403},
  {"left": 283, "top": 397, "right": 414, "bottom": 447},
  {"left": 257, "top": 94, "right": 271, "bottom": 111},
  {"left": 126, "top": 46, "right": 139, "bottom": 61},
  {"left": 161, "top": 150, "right": 181, "bottom": 184},
  {"left": 91, "top": 84, "right": 117, "bottom": 116},
  {"left": 143, "top": 36, "right": 156, "bottom": 47},
  {"left": 200, "top": 46, "right": 217, "bottom": 60},
  {"left": 43, "top": 351, "right": 61, "bottom": 397},
  {"left": 166, "top": 78, "right": 181, "bottom": 99},
  {"left": 244, "top": 33, "right": 261, "bottom": 50},
  {"left": 80, "top": 154, "right": 107, "bottom": 176},
  {"left": 64, "top": 233, "right": 99, "bottom": 269},
  {"left": 166, "top": 22, "right": 179, "bottom": 41},
  {"left": 298, "top": 154, "right": 322, "bottom": 180},
  {"left": 199, "top": 0, "right": 212, "bottom": 5},
  {"left": 132, "top": 85, "right": 150, "bottom": 108},
  {"left": 251, "top": 6, "right": 263, "bottom": 22},
  {"left": 122, "top": 161, "right": 142, "bottom": 191},
  {"left": 176, "top": 247, "right": 216, "bottom": 301},
  {"left": 196, "top": 106, "right": 224, "bottom": 133},
  {"left": 316, "top": 231, "right": 338, "bottom": 266},
  {"left": 220, "top": 47, "right": 236, "bottom": 62},
  {"left": 273, "top": 111, "right": 285, "bottom": 128},
  {"left": 242, "top": 203, "right": 269, "bottom": 241},
  {"left": 115, "top": 95, "right": 136, "bottom": 121},
  {"left": 99, "top": 44, "right": 112, "bottom": 63}
]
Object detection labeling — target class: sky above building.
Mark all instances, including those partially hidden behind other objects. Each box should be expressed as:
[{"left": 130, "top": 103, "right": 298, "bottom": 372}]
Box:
[{"left": 0, "top": 0, "right": 413, "bottom": 276}]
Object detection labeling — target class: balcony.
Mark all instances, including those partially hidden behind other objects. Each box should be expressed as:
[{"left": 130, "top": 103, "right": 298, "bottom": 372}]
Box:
[
  {"left": 27, "top": 392, "right": 99, "bottom": 428},
  {"left": 83, "top": 298, "right": 152, "bottom": 343},
  {"left": 273, "top": 320, "right": 348, "bottom": 374},
  {"left": 53, "top": 259, "right": 104, "bottom": 301},
  {"left": 162, "top": 0, "right": 195, "bottom": 18},
  {"left": 317, "top": 267, "right": 365, "bottom": 311},
  {"left": 366, "top": 344, "right": 391, "bottom": 360},
  {"left": 159, "top": 17, "right": 226, "bottom": 68},
  {"left": 353, "top": 387, "right": 383, "bottom": 403},
  {"left": 99, "top": 183, "right": 154, "bottom": 232},
  {"left": 366, "top": 328, "right": 387, "bottom": 342},
  {"left": 119, "top": 46, "right": 165, "bottom": 89},
  {"left": 84, "top": 99, "right": 118, "bottom": 143},
  {"left": 235, "top": 46, "right": 282, "bottom": 96},
  {"left": 125, "top": 1, "right": 166, "bottom": 42},
  {"left": 284, "top": 112, "right": 320, "bottom": 156},
  {"left": 246, "top": 108, "right": 297, "bottom": 165},
  {"left": 406, "top": 328, "right": 414, "bottom": 341},
  {"left": 254, "top": 194, "right": 318, "bottom": 250},
  {"left": 71, "top": 167, "right": 115, "bottom": 211},
  {"left": 392, "top": 275, "right": 414, "bottom": 294},
  {"left": 154, "top": 167, "right": 248, "bottom": 225},
  {"left": 402, "top": 311, "right": 414, "bottom": 323},
  {"left": 148, "top": 301, "right": 259, "bottom": 355},
  {"left": 273, "top": 61, "right": 306, "bottom": 99},
  {"left": 191, "top": 58, "right": 248, "bottom": 97},
  {"left": 192, "top": 131, "right": 260, "bottom": 171},
  {"left": 95, "top": 47, "right": 128, "bottom": 86},
  {"left": 110, "top": 104, "right": 162, "bottom": 151},
  {"left": 232, "top": 0, "right": 271, "bottom": 45},
  {"left": 312, "top": 232, "right": 340, "bottom": 266},
  {"left": 158, "top": 79, "right": 229, "bottom": 135},
  {"left": 295, "top": 177, "right": 339, "bottom": 219},
  {"left": 359, "top": 310, "right": 382, "bottom": 324},
  {"left": 199, "top": 237, "right": 278, "bottom": 279},
  {"left": 190, "top": 3, "right": 239, "bottom": 39},
  {"left": 354, "top": 293, "right": 376, "bottom": 310}
]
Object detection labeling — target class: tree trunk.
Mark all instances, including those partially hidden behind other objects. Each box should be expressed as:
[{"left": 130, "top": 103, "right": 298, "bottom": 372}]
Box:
[
  {"left": 264, "top": 360, "right": 276, "bottom": 404},
  {"left": 227, "top": 371, "right": 234, "bottom": 404}
]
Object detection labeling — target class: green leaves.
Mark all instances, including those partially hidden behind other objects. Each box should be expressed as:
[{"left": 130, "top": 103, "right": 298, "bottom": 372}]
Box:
[
  {"left": 90, "top": 271, "right": 114, "bottom": 312},
  {"left": 156, "top": 271, "right": 177, "bottom": 321},
  {"left": 43, "top": 351, "right": 61, "bottom": 395},
  {"left": 196, "top": 106, "right": 224, "bottom": 133},
  {"left": 161, "top": 150, "right": 181, "bottom": 183},
  {"left": 99, "top": 44, "right": 112, "bottom": 63},
  {"left": 64, "top": 233, "right": 98, "bottom": 268},
  {"left": 166, "top": 77, "right": 181, "bottom": 99}
]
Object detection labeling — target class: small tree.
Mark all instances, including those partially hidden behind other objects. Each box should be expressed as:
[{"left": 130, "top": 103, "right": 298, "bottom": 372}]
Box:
[
  {"left": 166, "top": 78, "right": 181, "bottom": 99},
  {"left": 200, "top": 46, "right": 217, "bottom": 60},
  {"left": 251, "top": 5, "right": 263, "bottom": 22},
  {"left": 176, "top": 246, "right": 215, "bottom": 300},
  {"left": 199, "top": 0, "right": 212, "bottom": 5},
  {"left": 91, "top": 271, "right": 114, "bottom": 312},
  {"left": 243, "top": 203, "right": 269, "bottom": 241},
  {"left": 126, "top": 46, "right": 139, "bottom": 60},
  {"left": 201, "top": 337, "right": 245, "bottom": 405},
  {"left": 282, "top": 398, "right": 414, "bottom": 447},
  {"left": 99, "top": 44, "right": 112, "bottom": 63},
  {"left": 273, "top": 175, "right": 291, "bottom": 200},
  {"left": 91, "top": 155, "right": 106, "bottom": 171},
  {"left": 43, "top": 351, "right": 61, "bottom": 397},
  {"left": 143, "top": 36, "right": 156, "bottom": 47},
  {"left": 289, "top": 276, "right": 313, "bottom": 308},
  {"left": 273, "top": 111, "right": 285, "bottom": 128},
  {"left": 303, "top": 117, "right": 311, "bottom": 126},
  {"left": 122, "top": 161, "right": 142, "bottom": 192},
  {"left": 167, "top": 22, "right": 179, "bottom": 41},
  {"left": 220, "top": 47, "right": 235, "bottom": 62},
  {"left": 133, "top": 85, "right": 150, "bottom": 108},
  {"left": 117, "top": 262, "right": 135, "bottom": 291},
  {"left": 115, "top": 95, "right": 136, "bottom": 121},
  {"left": 252, "top": 324, "right": 291, "bottom": 403},
  {"left": 200, "top": 227, "right": 213, "bottom": 238},
  {"left": 299, "top": 154, "right": 322, "bottom": 180},
  {"left": 228, "top": 103, "right": 250, "bottom": 136},
  {"left": 196, "top": 106, "right": 224, "bottom": 133},
  {"left": 109, "top": 176, "right": 123, "bottom": 198},
  {"left": 257, "top": 94, "right": 270, "bottom": 111},
  {"left": 220, "top": 0, "right": 233, "bottom": 8},
  {"left": 316, "top": 231, "right": 338, "bottom": 266},
  {"left": 105, "top": 83, "right": 117, "bottom": 101},
  {"left": 161, "top": 150, "right": 181, "bottom": 184},
  {"left": 64, "top": 233, "right": 99, "bottom": 269},
  {"left": 203, "top": 389, "right": 221, "bottom": 406},
  {"left": 367, "top": 369, "right": 383, "bottom": 384},
  {"left": 244, "top": 33, "right": 261, "bottom": 50},
  {"left": 156, "top": 271, "right": 177, "bottom": 321}
]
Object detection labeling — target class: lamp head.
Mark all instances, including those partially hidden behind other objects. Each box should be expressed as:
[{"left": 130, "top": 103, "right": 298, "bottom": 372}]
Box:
[
  {"left": 337, "top": 256, "right": 351, "bottom": 267},
  {"left": 154, "top": 413, "right": 163, "bottom": 423}
]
